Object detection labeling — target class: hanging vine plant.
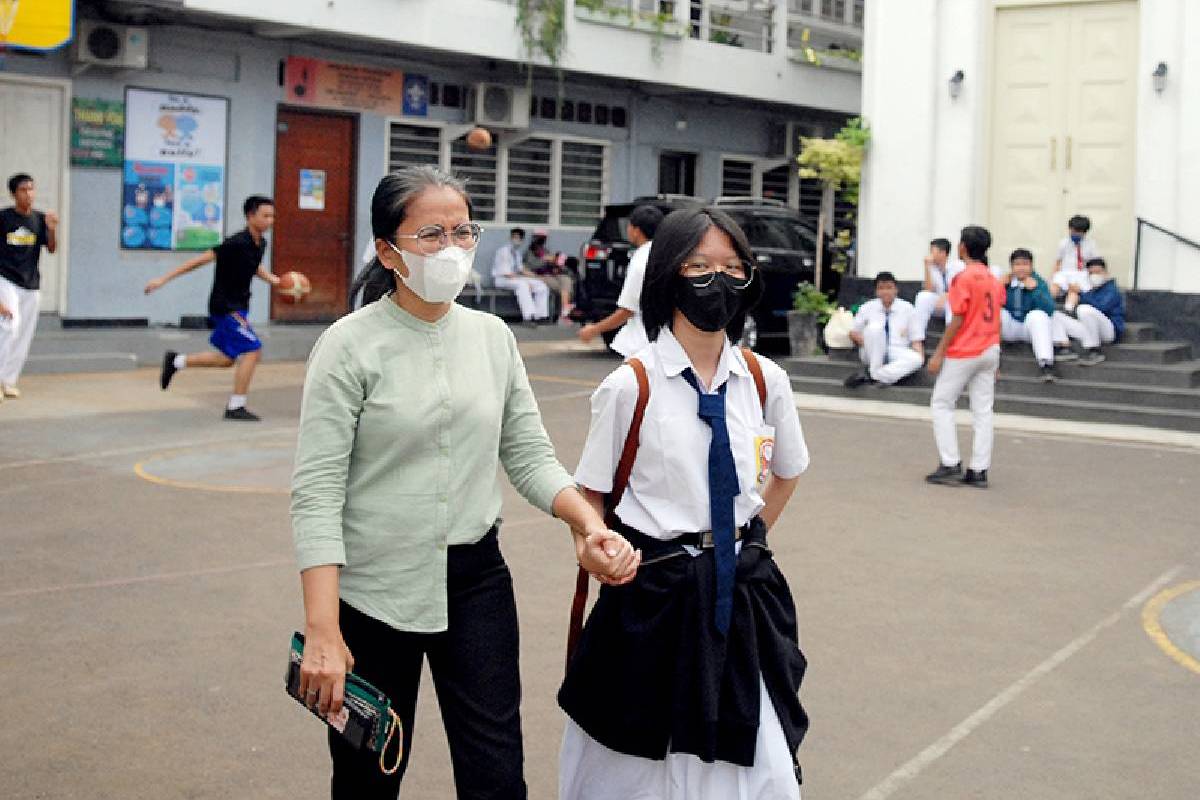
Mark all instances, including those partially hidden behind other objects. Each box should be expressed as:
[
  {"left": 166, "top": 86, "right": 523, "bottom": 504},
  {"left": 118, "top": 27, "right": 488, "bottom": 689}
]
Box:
[{"left": 516, "top": 0, "right": 568, "bottom": 69}]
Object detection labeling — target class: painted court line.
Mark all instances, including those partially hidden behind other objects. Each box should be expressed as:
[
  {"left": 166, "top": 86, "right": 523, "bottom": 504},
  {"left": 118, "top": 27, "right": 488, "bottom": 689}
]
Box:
[
  {"left": 856, "top": 565, "right": 1185, "bottom": 800},
  {"left": 0, "top": 427, "right": 295, "bottom": 472},
  {"left": 0, "top": 558, "right": 293, "bottom": 600},
  {"left": 1140, "top": 580, "right": 1200, "bottom": 676}
]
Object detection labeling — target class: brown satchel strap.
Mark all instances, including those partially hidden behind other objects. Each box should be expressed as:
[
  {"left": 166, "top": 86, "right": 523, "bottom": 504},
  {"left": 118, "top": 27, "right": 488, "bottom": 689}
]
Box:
[
  {"left": 741, "top": 346, "right": 768, "bottom": 412},
  {"left": 567, "top": 357, "right": 650, "bottom": 670}
]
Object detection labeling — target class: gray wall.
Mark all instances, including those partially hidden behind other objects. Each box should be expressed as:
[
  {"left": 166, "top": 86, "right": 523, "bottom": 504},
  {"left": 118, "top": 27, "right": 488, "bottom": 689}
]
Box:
[{"left": 7, "top": 20, "right": 836, "bottom": 324}]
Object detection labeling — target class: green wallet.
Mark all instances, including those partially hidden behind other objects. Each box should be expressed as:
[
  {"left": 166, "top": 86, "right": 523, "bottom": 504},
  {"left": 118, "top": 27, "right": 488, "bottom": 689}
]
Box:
[{"left": 286, "top": 631, "right": 403, "bottom": 773}]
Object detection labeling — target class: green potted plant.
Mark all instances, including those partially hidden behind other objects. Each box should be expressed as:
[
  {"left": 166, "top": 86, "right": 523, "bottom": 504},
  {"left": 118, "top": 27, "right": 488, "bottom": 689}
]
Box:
[{"left": 788, "top": 282, "right": 833, "bottom": 357}]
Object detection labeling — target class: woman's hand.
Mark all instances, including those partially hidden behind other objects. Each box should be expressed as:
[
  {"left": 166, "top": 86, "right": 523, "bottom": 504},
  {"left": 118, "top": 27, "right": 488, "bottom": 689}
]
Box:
[
  {"left": 576, "top": 528, "right": 641, "bottom": 586},
  {"left": 298, "top": 623, "right": 355, "bottom": 718}
]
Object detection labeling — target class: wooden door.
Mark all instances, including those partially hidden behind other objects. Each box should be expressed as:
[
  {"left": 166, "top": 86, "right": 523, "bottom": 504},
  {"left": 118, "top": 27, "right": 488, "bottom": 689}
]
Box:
[
  {"left": 272, "top": 109, "right": 356, "bottom": 321},
  {"left": 989, "top": 1, "right": 1138, "bottom": 281},
  {"left": 0, "top": 77, "right": 66, "bottom": 312}
]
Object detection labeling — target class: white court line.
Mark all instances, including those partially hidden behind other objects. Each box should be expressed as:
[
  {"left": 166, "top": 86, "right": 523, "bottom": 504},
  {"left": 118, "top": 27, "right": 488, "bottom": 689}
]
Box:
[
  {"left": 857, "top": 564, "right": 1185, "bottom": 800},
  {"left": 0, "top": 427, "right": 296, "bottom": 472}
]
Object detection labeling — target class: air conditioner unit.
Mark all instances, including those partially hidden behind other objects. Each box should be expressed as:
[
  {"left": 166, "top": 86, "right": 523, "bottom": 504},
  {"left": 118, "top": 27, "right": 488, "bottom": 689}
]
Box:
[
  {"left": 470, "top": 83, "right": 531, "bottom": 129},
  {"left": 74, "top": 21, "right": 149, "bottom": 70}
]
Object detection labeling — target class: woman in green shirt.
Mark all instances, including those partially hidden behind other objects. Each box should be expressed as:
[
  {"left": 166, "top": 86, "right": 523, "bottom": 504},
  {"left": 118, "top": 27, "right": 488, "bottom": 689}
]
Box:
[{"left": 291, "top": 166, "right": 640, "bottom": 799}]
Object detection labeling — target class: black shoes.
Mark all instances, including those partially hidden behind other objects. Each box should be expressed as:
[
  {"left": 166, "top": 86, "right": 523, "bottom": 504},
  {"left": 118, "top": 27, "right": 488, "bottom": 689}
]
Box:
[
  {"left": 1040, "top": 364, "right": 1058, "bottom": 383},
  {"left": 843, "top": 371, "right": 876, "bottom": 388},
  {"left": 223, "top": 407, "right": 261, "bottom": 421},
  {"left": 1079, "top": 348, "right": 1106, "bottom": 366},
  {"left": 961, "top": 469, "right": 989, "bottom": 488},
  {"left": 160, "top": 351, "right": 178, "bottom": 390},
  {"left": 1054, "top": 346, "right": 1078, "bottom": 362},
  {"left": 925, "top": 463, "right": 963, "bottom": 485}
]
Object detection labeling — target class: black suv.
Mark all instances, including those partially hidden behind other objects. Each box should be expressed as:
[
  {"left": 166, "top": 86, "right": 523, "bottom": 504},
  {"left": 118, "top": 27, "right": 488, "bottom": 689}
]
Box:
[{"left": 570, "top": 196, "right": 838, "bottom": 352}]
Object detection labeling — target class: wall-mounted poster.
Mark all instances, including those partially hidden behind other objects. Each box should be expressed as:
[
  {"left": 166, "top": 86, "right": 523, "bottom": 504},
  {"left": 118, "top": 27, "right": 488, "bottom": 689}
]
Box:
[
  {"left": 284, "top": 56, "right": 405, "bottom": 115},
  {"left": 71, "top": 99, "right": 125, "bottom": 168},
  {"left": 122, "top": 88, "right": 229, "bottom": 251},
  {"left": 298, "top": 169, "right": 326, "bottom": 210}
]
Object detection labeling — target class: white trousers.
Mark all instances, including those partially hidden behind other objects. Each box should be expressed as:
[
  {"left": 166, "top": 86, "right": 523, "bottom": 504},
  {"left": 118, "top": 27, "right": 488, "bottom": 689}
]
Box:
[
  {"left": 910, "top": 290, "right": 950, "bottom": 343},
  {"left": 1054, "top": 306, "right": 1115, "bottom": 350},
  {"left": 494, "top": 275, "right": 550, "bottom": 320},
  {"left": 930, "top": 344, "right": 1000, "bottom": 471},
  {"left": 859, "top": 322, "right": 923, "bottom": 385},
  {"left": 0, "top": 275, "right": 40, "bottom": 387},
  {"left": 1001, "top": 308, "right": 1054, "bottom": 365}
]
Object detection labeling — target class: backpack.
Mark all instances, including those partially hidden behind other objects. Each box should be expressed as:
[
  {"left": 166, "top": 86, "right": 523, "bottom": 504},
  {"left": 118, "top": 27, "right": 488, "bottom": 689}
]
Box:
[{"left": 565, "top": 347, "right": 768, "bottom": 667}]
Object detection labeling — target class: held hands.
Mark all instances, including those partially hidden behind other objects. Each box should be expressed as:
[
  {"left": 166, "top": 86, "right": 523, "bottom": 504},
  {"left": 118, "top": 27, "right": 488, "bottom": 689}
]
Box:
[
  {"left": 576, "top": 528, "right": 641, "bottom": 586},
  {"left": 298, "top": 624, "right": 356, "bottom": 717}
]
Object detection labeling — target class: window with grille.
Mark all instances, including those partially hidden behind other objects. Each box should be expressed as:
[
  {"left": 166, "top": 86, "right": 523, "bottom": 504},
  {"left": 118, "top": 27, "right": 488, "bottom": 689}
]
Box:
[
  {"left": 762, "top": 164, "right": 791, "bottom": 205},
  {"left": 721, "top": 159, "right": 754, "bottom": 198},
  {"left": 560, "top": 141, "right": 607, "bottom": 227},
  {"left": 387, "top": 124, "right": 441, "bottom": 173},
  {"left": 450, "top": 134, "right": 497, "bottom": 222},
  {"left": 852, "top": 0, "right": 864, "bottom": 26},
  {"left": 506, "top": 137, "right": 553, "bottom": 224}
]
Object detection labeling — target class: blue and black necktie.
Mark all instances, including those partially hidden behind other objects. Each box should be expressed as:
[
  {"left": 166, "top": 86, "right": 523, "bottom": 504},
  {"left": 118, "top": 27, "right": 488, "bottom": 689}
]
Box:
[
  {"left": 883, "top": 309, "right": 891, "bottom": 365},
  {"left": 681, "top": 367, "right": 740, "bottom": 635}
]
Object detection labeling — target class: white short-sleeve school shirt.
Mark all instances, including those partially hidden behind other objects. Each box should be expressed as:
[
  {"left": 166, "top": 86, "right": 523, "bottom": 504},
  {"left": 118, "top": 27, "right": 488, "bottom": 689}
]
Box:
[
  {"left": 1055, "top": 236, "right": 1098, "bottom": 272},
  {"left": 574, "top": 327, "right": 809, "bottom": 539},
  {"left": 610, "top": 241, "right": 652, "bottom": 358},
  {"left": 851, "top": 297, "right": 916, "bottom": 349}
]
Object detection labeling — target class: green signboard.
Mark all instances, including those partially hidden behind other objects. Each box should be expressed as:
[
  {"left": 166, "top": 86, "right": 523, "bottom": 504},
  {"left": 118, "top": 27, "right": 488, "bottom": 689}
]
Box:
[{"left": 71, "top": 98, "right": 125, "bottom": 168}]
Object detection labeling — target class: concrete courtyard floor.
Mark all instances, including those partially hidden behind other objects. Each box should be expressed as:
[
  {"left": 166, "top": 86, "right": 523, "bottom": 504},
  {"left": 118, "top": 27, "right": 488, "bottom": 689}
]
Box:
[{"left": 2, "top": 338, "right": 1199, "bottom": 799}]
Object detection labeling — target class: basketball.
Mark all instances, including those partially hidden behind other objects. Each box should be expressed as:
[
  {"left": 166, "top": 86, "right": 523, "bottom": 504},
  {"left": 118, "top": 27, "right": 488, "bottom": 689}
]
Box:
[
  {"left": 466, "top": 126, "right": 493, "bottom": 152},
  {"left": 277, "top": 271, "right": 312, "bottom": 304}
]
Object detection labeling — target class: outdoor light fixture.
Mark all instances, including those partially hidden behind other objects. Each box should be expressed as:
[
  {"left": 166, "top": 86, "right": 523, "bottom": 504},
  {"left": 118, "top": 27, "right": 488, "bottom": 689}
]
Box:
[
  {"left": 1152, "top": 62, "right": 1168, "bottom": 93},
  {"left": 949, "top": 70, "right": 964, "bottom": 99}
]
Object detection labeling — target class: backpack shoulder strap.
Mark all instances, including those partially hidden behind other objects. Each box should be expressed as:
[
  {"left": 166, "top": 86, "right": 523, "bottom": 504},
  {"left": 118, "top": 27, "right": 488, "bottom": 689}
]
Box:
[
  {"left": 567, "top": 357, "right": 650, "bottom": 672},
  {"left": 741, "top": 347, "right": 768, "bottom": 414}
]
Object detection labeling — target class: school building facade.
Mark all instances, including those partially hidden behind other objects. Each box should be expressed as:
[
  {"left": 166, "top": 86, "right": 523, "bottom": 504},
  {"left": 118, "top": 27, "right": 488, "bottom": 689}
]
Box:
[
  {"left": 0, "top": 0, "right": 862, "bottom": 326},
  {"left": 857, "top": 0, "right": 1200, "bottom": 296}
]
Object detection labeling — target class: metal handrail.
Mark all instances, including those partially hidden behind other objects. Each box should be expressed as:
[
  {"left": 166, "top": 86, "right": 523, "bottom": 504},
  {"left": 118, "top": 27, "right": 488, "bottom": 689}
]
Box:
[{"left": 1133, "top": 217, "right": 1200, "bottom": 289}]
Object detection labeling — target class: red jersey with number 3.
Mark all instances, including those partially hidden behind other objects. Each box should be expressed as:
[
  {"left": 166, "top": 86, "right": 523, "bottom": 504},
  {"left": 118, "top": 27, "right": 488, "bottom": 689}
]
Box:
[{"left": 946, "top": 261, "right": 1003, "bottom": 358}]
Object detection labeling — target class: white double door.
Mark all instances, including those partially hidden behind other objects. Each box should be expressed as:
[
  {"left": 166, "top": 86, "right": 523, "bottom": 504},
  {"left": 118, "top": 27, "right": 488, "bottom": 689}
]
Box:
[
  {"left": 988, "top": 1, "right": 1138, "bottom": 282},
  {"left": 0, "top": 75, "right": 67, "bottom": 312}
]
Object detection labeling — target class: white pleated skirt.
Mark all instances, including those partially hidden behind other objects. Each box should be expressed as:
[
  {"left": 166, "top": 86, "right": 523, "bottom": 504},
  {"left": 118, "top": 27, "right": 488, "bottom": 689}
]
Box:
[{"left": 559, "top": 676, "right": 801, "bottom": 800}]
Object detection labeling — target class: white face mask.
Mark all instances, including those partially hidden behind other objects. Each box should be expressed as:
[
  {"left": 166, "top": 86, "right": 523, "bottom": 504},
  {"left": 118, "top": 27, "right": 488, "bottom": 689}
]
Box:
[
  {"left": 388, "top": 242, "right": 475, "bottom": 304},
  {"left": 1088, "top": 272, "right": 1106, "bottom": 288}
]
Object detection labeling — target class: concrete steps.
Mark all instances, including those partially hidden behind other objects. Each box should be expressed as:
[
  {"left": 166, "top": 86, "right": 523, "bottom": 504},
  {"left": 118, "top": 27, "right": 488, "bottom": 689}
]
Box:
[{"left": 787, "top": 319, "right": 1200, "bottom": 432}]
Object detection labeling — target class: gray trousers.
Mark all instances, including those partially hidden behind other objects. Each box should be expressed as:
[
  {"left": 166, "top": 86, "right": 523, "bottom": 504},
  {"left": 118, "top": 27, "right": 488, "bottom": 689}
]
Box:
[{"left": 930, "top": 345, "right": 1000, "bottom": 470}]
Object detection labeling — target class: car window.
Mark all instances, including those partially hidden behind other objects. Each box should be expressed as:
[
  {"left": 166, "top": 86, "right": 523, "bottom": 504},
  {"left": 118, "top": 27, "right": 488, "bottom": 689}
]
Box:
[
  {"left": 594, "top": 208, "right": 633, "bottom": 243},
  {"left": 735, "top": 215, "right": 815, "bottom": 251}
]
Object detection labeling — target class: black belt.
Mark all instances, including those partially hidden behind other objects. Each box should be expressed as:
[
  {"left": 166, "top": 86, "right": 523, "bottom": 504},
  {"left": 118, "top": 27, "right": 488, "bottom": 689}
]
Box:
[{"left": 614, "top": 519, "right": 757, "bottom": 556}]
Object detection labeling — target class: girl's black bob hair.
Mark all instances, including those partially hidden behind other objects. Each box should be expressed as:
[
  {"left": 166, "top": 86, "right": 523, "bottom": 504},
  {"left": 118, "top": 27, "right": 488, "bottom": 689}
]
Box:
[{"left": 641, "top": 206, "right": 764, "bottom": 343}]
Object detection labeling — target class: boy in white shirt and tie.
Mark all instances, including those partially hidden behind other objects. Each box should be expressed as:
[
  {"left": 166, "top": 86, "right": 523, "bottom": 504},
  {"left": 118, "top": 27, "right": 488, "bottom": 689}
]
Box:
[{"left": 844, "top": 271, "right": 924, "bottom": 388}]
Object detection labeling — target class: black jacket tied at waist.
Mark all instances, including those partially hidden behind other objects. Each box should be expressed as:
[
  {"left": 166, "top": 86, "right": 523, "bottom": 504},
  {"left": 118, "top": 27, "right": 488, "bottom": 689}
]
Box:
[{"left": 557, "top": 516, "right": 808, "bottom": 772}]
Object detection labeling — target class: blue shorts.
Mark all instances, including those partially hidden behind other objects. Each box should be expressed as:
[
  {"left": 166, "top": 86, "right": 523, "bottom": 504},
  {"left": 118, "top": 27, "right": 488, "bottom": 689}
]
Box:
[{"left": 209, "top": 312, "right": 262, "bottom": 359}]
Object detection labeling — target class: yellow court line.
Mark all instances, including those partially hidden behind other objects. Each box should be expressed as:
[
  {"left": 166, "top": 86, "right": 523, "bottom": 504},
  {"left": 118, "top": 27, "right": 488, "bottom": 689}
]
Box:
[
  {"left": 1141, "top": 580, "right": 1200, "bottom": 676},
  {"left": 527, "top": 374, "right": 598, "bottom": 388},
  {"left": 133, "top": 440, "right": 293, "bottom": 496}
]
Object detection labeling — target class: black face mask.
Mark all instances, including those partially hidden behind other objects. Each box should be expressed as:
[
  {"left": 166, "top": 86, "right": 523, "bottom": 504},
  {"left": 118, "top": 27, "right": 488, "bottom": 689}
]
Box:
[{"left": 675, "top": 273, "right": 743, "bottom": 333}]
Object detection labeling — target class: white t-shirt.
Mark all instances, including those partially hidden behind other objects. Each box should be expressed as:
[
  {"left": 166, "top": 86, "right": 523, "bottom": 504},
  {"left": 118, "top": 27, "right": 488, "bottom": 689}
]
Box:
[
  {"left": 611, "top": 241, "right": 652, "bottom": 358},
  {"left": 1055, "top": 236, "right": 1098, "bottom": 271},
  {"left": 574, "top": 327, "right": 809, "bottom": 539},
  {"left": 851, "top": 297, "right": 916, "bottom": 349}
]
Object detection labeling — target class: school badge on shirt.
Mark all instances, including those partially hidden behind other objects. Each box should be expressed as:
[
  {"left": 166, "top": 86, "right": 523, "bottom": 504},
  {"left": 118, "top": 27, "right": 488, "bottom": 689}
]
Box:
[{"left": 755, "top": 435, "right": 775, "bottom": 486}]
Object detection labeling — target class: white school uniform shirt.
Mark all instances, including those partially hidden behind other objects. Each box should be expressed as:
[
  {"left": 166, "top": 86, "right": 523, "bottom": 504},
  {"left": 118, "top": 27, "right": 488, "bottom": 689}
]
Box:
[
  {"left": 851, "top": 297, "right": 916, "bottom": 349},
  {"left": 491, "top": 243, "right": 521, "bottom": 280},
  {"left": 1055, "top": 235, "right": 1098, "bottom": 273},
  {"left": 945, "top": 258, "right": 1005, "bottom": 286},
  {"left": 610, "top": 241, "right": 651, "bottom": 358},
  {"left": 574, "top": 327, "right": 809, "bottom": 539}
]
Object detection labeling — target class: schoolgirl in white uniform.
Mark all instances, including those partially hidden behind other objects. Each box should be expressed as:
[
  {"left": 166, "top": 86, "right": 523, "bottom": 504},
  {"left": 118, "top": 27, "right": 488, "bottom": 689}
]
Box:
[{"left": 559, "top": 207, "right": 811, "bottom": 799}]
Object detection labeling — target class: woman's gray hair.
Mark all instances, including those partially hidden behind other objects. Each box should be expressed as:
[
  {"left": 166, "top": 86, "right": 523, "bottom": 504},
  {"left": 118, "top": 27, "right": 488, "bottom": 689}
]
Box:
[{"left": 370, "top": 165, "right": 473, "bottom": 241}]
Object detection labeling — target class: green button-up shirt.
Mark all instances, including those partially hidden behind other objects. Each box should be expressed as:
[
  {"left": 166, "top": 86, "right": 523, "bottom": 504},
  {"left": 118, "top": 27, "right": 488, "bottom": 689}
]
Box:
[{"left": 291, "top": 298, "right": 574, "bottom": 633}]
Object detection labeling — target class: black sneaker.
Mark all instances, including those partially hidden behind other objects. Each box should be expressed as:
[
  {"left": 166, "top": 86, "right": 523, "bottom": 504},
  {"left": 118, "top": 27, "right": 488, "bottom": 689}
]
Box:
[
  {"left": 1078, "top": 349, "right": 1106, "bottom": 366},
  {"left": 1040, "top": 364, "right": 1058, "bottom": 383},
  {"left": 160, "top": 350, "right": 179, "bottom": 390},
  {"left": 925, "top": 463, "right": 963, "bottom": 485},
  {"left": 223, "top": 407, "right": 261, "bottom": 421},
  {"left": 961, "top": 469, "right": 989, "bottom": 488},
  {"left": 843, "top": 371, "right": 876, "bottom": 388},
  {"left": 1054, "top": 346, "right": 1078, "bottom": 362}
]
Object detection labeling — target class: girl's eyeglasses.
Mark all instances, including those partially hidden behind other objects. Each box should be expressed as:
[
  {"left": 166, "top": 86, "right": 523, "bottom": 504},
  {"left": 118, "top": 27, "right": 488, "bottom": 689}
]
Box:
[
  {"left": 679, "top": 259, "right": 755, "bottom": 289},
  {"left": 394, "top": 222, "right": 482, "bottom": 255}
]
